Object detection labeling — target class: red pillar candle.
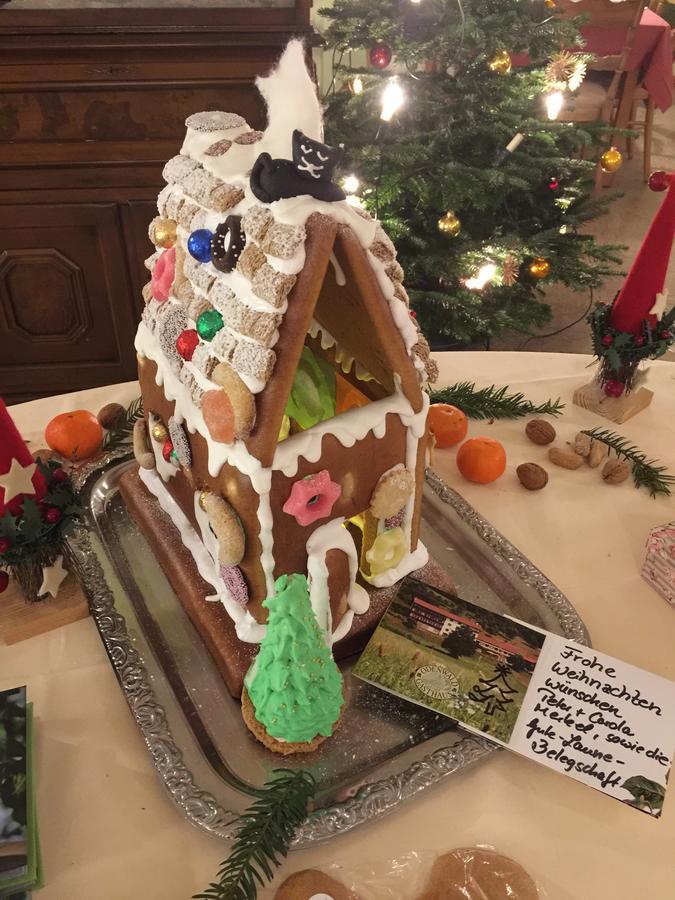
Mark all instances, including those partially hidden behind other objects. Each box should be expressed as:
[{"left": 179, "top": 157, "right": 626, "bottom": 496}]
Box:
[
  {"left": 0, "top": 398, "right": 46, "bottom": 516},
  {"left": 610, "top": 174, "right": 675, "bottom": 335}
]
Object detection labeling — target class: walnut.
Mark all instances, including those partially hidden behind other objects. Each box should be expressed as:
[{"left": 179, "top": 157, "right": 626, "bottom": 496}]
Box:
[
  {"left": 602, "top": 458, "right": 630, "bottom": 484},
  {"left": 525, "top": 419, "right": 556, "bottom": 445},
  {"left": 548, "top": 447, "right": 584, "bottom": 469},
  {"left": 516, "top": 463, "right": 549, "bottom": 491}
]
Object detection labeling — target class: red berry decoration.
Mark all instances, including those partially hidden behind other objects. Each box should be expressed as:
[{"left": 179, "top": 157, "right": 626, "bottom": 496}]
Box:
[
  {"left": 634, "top": 335, "right": 645, "bottom": 347},
  {"left": 50, "top": 467, "right": 68, "bottom": 484},
  {"left": 659, "top": 331, "right": 671, "bottom": 340},
  {"left": 0, "top": 537, "right": 11, "bottom": 555},
  {"left": 162, "top": 438, "right": 174, "bottom": 462},
  {"left": 44, "top": 507, "right": 62, "bottom": 524},
  {"left": 648, "top": 170, "right": 670, "bottom": 193},
  {"left": 0, "top": 571, "right": 9, "bottom": 593},
  {"left": 548, "top": 177, "right": 559, "bottom": 190},
  {"left": 601, "top": 334, "right": 613, "bottom": 347},
  {"left": 176, "top": 328, "right": 200, "bottom": 361},
  {"left": 604, "top": 379, "right": 625, "bottom": 398},
  {"left": 369, "top": 42, "right": 392, "bottom": 69}
]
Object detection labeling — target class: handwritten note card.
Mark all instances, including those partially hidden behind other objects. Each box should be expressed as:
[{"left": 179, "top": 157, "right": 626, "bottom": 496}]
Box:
[{"left": 353, "top": 578, "right": 675, "bottom": 816}]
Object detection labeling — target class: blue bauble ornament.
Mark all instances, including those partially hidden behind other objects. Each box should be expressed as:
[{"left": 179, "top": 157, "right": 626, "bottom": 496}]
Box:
[{"left": 187, "top": 229, "right": 214, "bottom": 263}]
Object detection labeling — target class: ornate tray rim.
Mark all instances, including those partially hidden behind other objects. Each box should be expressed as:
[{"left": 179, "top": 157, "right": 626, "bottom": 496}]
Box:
[{"left": 68, "top": 452, "right": 590, "bottom": 846}]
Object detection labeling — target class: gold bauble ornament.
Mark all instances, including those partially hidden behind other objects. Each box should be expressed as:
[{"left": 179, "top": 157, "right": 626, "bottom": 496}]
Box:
[
  {"left": 488, "top": 50, "right": 512, "bottom": 76},
  {"left": 151, "top": 422, "right": 169, "bottom": 442},
  {"left": 600, "top": 146, "right": 623, "bottom": 174},
  {"left": 544, "top": 0, "right": 556, "bottom": 7},
  {"left": 199, "top": 490, "right": 210, "bottom": 511},
  {"left": 437, "top": 210, "right": 461, "bottom": 237},
  {"left": 154, "top": 218, "right": 177, "bottom": 248},
  {"left": 528, "top": 257, "right": 551, "bottom": 280}
]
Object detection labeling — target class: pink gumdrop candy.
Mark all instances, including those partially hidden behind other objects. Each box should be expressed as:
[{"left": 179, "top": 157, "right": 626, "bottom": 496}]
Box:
[
  {"left": 152, "top": 247, "right": 176, "bottom": 302},
  {"left": 282, "top": 469, "right": 342, "bottom": 527}
]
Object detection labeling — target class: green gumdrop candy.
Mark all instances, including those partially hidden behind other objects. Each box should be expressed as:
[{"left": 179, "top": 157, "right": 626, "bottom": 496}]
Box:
[
  {"left": 285, "top": 346, "right": 336, "bottom": 430},
  {"left": 196, "top": 308, "right": 224, "bottom": 341}
]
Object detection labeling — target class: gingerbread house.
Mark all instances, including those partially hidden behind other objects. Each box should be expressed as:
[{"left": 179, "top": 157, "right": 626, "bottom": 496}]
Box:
[{"left": 122, "top": 42, "right": 436, "bottom": 697}]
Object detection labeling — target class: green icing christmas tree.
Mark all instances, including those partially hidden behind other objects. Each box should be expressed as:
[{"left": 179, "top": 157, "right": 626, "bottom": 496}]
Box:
[
  {"left": 247, "top": 574, "right": 344, "bottom": 743},
  {"left": 320, "top": 0, "right": 624, "bottom": 347}
]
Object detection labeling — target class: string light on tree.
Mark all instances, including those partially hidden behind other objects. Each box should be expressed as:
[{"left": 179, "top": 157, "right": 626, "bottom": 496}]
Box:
[
  {"left": 350, "top": 75, "right": 364, "bottom": 95},
  {"left": 528, "top": 257, "right": 551, "bottom": 279},
  {"left": 438, "top": 210, "right": 461, "bottom": 237},
  {"left": 380, "top": 78, "right": 405, "bottom": 122},
  {"left": 464, "top": 263, "right": 497, "bottom": 291},
  {"left": 544, "top": 90, "right": 564, "bottom": 121},
  {"left": 600, "top": 147, "right": 623, "bottom": 174},
  {"left": 342, "top": 174, "right": 360, "bottom": 194},
  {"left": 369, "top": 43, "right": 392, "bottom": 69},
  {"left": 488, "top": 50, "right": 512, "bottom": 75}
]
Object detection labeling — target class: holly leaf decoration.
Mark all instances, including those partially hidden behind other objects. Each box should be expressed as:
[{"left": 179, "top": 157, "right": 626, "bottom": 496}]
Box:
[
  {"left": 0, "top": 511, "right": 17, "bottom": 545},
  {"left": 19, "top": 498, "right": 43, "bottom": 541}
]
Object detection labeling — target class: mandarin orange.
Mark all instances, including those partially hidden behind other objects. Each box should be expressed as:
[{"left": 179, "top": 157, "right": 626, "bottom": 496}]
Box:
[
  {"left": 456, "top": 436, "right": 506, "bottom": 484},
  {"left": 428, "top": 403, "right": 468, "bottom": 448},
  {"left": 45, "top": 410, "right": 103, "bottom": 461}
]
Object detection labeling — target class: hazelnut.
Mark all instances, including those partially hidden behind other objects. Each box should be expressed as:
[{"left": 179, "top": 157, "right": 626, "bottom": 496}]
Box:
[
  {"left": 517, "top": 463, "right": 549, "bottom": 491},
  {"left": 548, "top": 447, "right": 584, "bottom": 469},
  {"left": 602, "top": 458, "right": 630, "bottom": 484},
  {"left": 97, "top": 402, "right": 125, "bottom": 430},
  {"left": 525, "top": 419, "right": 556, "bottom": 445},
  {"left": 588, "top": 439, "right": 609, "bottom": 469}
]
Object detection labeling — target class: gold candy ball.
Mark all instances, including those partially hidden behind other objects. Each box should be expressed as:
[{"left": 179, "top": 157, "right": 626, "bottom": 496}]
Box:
[
  {"left": 154, "top": 218, "right": 177, "bottom": 249},
  {"left": 199, "top": 490, "right": 210, "bottom": 511},
  {"left": 151, "top": 422, "right": 169, "bottom": 443},
  {"left": 488, "top": 50, "right": 512, "bottom": 76},
  {"left": 528, "top": 257, "right": 551, "bottom": 280},
  {"left": 600, "top": 146, "right": 623, "bottom": 174},
  {"left": 437, "top": 210, "right": 461, "bottom": 237}
]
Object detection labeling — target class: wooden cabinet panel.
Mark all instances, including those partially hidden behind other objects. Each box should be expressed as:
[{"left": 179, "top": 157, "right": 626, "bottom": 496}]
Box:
[{"left": 0, "top": 5, "right": 315, "bottom": 403}]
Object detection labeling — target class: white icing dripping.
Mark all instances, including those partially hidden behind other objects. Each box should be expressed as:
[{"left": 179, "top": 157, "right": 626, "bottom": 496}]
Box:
[
  {"left": 135, "top": 321, "right": 266, "bottom": 483},
  {"left": 138, "top": 468, "right": 265, "bottom": 643},
  {"left": 329, "top": 251, "right": 346, "bottom": 286},
  {"left": 331, "top": 609, "right": 355, "bottom": 645},
  {"left": 148, "top": 413, "right": 178, "bottom": 482},
  {"left": 272, "top": 383, "right": 427, "bottom": 478},
  {"left": 254, "top": 470, "right": 276, "bottom": 599},
  {"left": 364, "top": 541, "right": 429, "bottom": 589},
  {"left": 308, "top": 319, "right": 375, "bottom": 381}
]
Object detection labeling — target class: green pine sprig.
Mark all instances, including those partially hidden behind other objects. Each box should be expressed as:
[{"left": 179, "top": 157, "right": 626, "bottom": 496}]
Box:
[
  {"left": 582, "top": 428, "right": 675, "bottom": 498},
  {"left": 429, "top": 381, "right": 564, "bottom": 420},
  {"left": 193, "top": 769, "right": 316, "bottom": 900},
  {"left": 101, "top": 397, "right": 144, "bottom": 451}
]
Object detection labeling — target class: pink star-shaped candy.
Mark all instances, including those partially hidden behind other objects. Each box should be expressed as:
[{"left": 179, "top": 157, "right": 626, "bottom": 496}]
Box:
[{"left": 282, "top": 470, "right": 342, "bottom": 527}]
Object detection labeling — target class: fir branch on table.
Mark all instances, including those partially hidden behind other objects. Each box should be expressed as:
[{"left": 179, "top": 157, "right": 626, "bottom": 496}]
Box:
[
  {"left": 193, "top": 769, "right": 316, "bottom": 900},
  {"left": 101, "top": 397, "right": 144, "bottom": 451},
  {"left": 581, "top": 428, "right": 675, "bottom": 498},
  {"left": 429, "top": 381, "right": 564, "bottom": 420}
]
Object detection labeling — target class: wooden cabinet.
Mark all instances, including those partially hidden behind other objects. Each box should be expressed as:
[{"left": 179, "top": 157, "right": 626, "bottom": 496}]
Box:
[{"left": 0, "top": 4, "right": 314, "bottom": 403}]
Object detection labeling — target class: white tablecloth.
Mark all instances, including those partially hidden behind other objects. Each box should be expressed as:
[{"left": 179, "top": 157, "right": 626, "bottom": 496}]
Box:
[{"left": 3, "top": 352, "right": 675, "bottom": 899}]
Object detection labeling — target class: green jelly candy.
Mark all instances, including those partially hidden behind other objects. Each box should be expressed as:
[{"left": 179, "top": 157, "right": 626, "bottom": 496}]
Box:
[{"left": 196, "top": 308, "right": 224, "bottom": 341}]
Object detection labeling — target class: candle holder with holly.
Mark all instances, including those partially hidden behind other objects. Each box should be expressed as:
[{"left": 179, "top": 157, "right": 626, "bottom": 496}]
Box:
[{"left": 574, "top": 171, "right": 675, "bottom": 424}]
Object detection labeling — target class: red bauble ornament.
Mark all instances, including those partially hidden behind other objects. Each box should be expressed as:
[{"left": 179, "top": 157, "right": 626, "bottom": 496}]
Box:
[
  {"left": 50, "top": 467, "right": 68, "bottom": 484},
  {"left": 634, "top": 335, "right": 645, "bottom": 347},
  {"left": 369, "top": 43, "right": 392, "bottom": 69},
  {"left": 43, "top": 506, "right": 62, "bottom": 524},
  {"left": 648, "top": 170, "right": 670, "bottom": 193},
  {"left": 548, "top": 177, "right": 559, "bottom": 190},
  {"left": 601, "top": 334, "right": 613, "bottom": 347},
  {"left": 0, "top": 537, "right": 11, "bottom": 555},
  {"left": 604, "top": 379, "right": 625, "bottom": 398},
  {"left": 0, "top": 571, "right": 8, "bottom": 593},
  {"left": 659, "top": 330, "right": 671, "bottom": 340},
  {"left": 162, "top": 438, "right": 174, "bottom": 462},
  {"left": 176, "top": 328, "right": 200, "bottom": 361}
]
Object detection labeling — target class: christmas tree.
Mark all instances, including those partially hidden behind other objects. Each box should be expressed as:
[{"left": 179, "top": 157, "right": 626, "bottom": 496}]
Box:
[
  {"left": 247, "top": 573, "right": 344, "bottom": 743},
  {"left": 320, "top": 0, "right": 624, "bottom": 347}
]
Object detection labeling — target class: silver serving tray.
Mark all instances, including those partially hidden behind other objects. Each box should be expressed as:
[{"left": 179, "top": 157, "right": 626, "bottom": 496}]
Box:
[{"left": 68, "top": 452, "right": 590, "bottom": 845}]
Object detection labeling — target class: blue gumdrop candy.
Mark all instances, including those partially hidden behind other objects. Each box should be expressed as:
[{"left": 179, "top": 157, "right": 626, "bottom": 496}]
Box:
[{"left": 187, "top": 228, "right": 214, "bottom": 263}]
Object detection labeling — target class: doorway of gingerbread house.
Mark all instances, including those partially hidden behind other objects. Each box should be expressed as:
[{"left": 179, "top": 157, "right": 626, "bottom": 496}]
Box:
[{"left": 306, "top": 519, "right": 369, "bottom": 645}]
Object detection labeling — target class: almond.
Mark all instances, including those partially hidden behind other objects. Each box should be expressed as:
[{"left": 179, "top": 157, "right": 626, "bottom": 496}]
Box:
[{"left": 548, "top": 447, "right": 584, "bottom": 470}]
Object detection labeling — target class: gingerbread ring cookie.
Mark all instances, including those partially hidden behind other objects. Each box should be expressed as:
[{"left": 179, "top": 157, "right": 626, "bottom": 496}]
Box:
[
  {"left": 201, "top": 491, "right": 245, "bottom": 566},
  {"left": 415, "top": 848, "right": 539, "bottom": 900},
  {"left": 211, "top": 362, "right": 256, "bottom": 439},
  {"left": 273, "top": 868, "right": 361, "bottom": 900},
  {"left": 211, "top": 215, "right": 246, "bottom": 273},
  {"left": 369, "top": 465, "right": 415, "bottom": 519}
]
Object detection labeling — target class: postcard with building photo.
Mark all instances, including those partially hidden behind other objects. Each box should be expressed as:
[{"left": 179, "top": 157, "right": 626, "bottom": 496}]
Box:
[{"left": 353, "top": 577, "right": 546, "bottom": 743}]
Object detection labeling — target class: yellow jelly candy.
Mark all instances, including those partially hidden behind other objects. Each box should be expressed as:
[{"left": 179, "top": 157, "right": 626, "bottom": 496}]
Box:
[
  {"left": 366, "top": 527, "right": 407, "bottom": 576},
  {"left": 278, "top": 414, "right": 290, "bottom": 442}
]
